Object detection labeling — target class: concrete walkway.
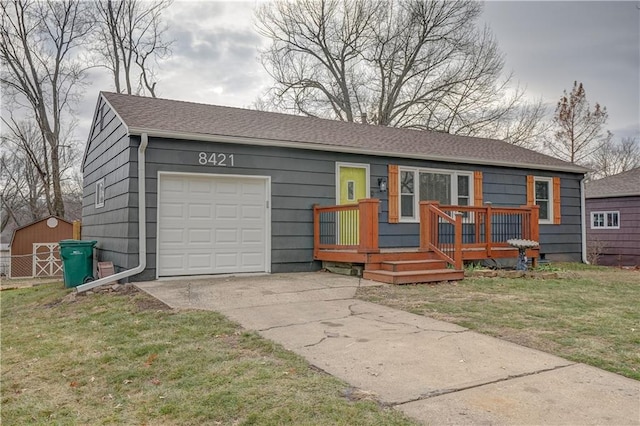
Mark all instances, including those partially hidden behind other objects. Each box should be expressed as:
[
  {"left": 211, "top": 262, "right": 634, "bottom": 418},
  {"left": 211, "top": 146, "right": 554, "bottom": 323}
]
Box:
[{"left": 136, "top": 272, "right": 640, "bottom": 425}]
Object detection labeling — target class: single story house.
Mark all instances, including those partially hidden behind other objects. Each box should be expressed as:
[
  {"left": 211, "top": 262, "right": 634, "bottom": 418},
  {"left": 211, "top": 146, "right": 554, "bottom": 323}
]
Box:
[
  {"left": 81, "top": 92, "right": 589, "bottom": 285},
  {"left": 585, "top": 168, "right": 640, "bottom": 266},
  {"left": 9, "top": 216, "right": 73, "bottom": 278}
]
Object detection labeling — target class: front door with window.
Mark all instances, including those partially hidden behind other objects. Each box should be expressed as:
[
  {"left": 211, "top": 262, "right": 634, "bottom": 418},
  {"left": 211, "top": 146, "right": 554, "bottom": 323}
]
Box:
[{"left": 337, "top": 164, "right": 368, "bottom": 244}]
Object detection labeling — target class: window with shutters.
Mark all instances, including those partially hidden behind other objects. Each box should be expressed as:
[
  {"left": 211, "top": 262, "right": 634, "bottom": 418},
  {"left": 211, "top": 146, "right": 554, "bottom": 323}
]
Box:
[
  {"left": 398, "top": 167, "right": 473, "bottom": 222},
  {"left": 534, "top": 177, "right": 553, "bottom": 223}
]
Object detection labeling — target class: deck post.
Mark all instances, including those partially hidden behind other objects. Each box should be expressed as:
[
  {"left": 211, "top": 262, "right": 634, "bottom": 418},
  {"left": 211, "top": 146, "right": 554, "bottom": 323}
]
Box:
[
  {"left": 357, "top": 198, "right": 380, "bottom": 253},
  {"left": 419, "top": 201, "right": 430, "bottom": 251},
  {"left": 484, "top": 202, "right": 493, "bottom": 257},
  {"left": 455, "top": 213, "right": 463, "bottom": 270},
  {"left": 531, "top": 205, "right": 540, "bottom": 242},
  {"left": 313, "top": 204, "right": 320, "bottom": 259}
]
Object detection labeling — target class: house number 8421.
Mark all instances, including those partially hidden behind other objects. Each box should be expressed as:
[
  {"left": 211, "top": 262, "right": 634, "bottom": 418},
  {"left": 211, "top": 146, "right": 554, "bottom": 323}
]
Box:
[{"left": 198, "top": 152, "right": 234, "bottom": 167}]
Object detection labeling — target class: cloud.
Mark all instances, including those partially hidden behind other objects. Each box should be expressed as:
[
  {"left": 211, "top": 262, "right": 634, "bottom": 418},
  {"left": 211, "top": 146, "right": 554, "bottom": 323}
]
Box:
[{"left": 154, "top": 1, "right": 270, "bottom": 107}]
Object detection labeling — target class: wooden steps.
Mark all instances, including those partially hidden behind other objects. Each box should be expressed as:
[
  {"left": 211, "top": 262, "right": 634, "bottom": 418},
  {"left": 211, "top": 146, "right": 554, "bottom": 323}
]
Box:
[{"left": 363, "top": 259, "right": 463, "bottom": 285}]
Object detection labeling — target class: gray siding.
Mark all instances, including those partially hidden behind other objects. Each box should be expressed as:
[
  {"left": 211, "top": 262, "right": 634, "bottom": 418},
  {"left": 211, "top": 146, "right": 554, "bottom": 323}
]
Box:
[
  {"left": 586, "top": 196, "right": 640, "bottom": 266},
  {"left": 84, "top": 122, "right": 585, "bottom": 280},
  {"left": 82, "top": 97, "right": 138, "bottom": 276},
  {"left": 136, "top": 137, "right": 584, "bottom": 277}
]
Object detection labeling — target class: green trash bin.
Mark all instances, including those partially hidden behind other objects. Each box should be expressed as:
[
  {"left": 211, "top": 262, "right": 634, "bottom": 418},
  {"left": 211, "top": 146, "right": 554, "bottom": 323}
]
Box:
[{"left": 59, "top": 240, "right": 97, "bottom": 288}]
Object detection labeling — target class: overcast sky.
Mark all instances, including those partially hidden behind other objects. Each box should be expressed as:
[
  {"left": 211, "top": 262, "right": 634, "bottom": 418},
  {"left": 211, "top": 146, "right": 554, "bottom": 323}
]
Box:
[{"left": 78, "top": 0, "right": 640, "bottom": 146}]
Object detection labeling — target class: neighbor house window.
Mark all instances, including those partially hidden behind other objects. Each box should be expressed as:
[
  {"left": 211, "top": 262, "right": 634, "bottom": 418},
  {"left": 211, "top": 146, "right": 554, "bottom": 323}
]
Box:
[
  {"left": 398, "top": 167, "right": 472, "bottom": 221},
  {"left": 534, "top": 177, "right": 553, "bottom": 223},
  {"left": 591, "top": 211, "right": 619, "bottom": 229},
  {"left": 95, "top": 178, "right": 105, "bottom": 208}
]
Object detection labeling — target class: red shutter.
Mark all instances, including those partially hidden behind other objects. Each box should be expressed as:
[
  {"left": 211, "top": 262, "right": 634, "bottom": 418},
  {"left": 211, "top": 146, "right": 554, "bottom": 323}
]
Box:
[
  {"left": 474, "top": 171, "right": 483, "bottom": 206},
  {"left": 553, "top": 177, "right": 561, "bottom": 224},
  {"left": 388, "top": 165, "right": 399, "bottom": 223}
]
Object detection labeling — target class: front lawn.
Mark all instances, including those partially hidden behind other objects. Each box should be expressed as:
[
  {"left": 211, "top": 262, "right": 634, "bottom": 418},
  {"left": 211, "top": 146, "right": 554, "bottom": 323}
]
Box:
[
  {"left": 357, "top": 263, "right": 640, "bottom": 381},
  {"left": 1, "top": 283, "right": 415, "bottom": 425}
]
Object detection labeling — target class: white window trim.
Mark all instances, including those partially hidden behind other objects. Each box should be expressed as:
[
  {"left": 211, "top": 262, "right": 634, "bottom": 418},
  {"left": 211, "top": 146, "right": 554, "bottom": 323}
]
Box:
[
  {"left": 534, "top": 176, "right": 553, "bottom": 224},
  {"left": 590, "top": 211, "right": 620, "bottom": 229},
  {"left": 398, "top": 167, "right": 473, "bottom": 223},
  {"left": 95, "top": 178, "right": 105, "bottom": 208}
]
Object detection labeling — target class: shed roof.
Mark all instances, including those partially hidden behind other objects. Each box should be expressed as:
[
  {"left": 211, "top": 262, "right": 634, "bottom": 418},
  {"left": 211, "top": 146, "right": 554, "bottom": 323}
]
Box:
[
  {"left": 585, "top": 167, "right": 640, "bottom": 199},
  {"left": 9, "top": 216, "right": 73, "bottom": 247},
  {"left": 100, "top": 91, "right": 588, "bottom": 174}
]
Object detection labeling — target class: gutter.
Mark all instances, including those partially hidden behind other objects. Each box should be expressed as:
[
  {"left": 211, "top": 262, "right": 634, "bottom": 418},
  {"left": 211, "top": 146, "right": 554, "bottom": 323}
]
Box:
[
  {"left": 76, "top": 133, "right": 148, "bottom": 292},
  {"left": 580, "top": 176, "right": 589, "bottom": 264}
]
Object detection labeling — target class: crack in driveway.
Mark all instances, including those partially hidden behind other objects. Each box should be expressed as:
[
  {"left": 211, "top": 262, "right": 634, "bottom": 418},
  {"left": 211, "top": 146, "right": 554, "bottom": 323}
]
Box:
[{"left": 393, "top": 362, "right": 577, "bottom": 406}]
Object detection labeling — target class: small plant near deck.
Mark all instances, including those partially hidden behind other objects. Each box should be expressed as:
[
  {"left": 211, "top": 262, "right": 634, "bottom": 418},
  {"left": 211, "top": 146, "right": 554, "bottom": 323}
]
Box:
[
  {"left": 531, "top": 263, "right": 563, "bottom": 272},
  {"left": 463, "top": 262, "right": 486, "bottom": 272}
]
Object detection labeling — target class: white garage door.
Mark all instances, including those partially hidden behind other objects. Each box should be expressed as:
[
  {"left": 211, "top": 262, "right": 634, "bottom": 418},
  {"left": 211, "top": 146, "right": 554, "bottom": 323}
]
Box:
[{"left": 157, "top": 173, "right": 269, "bottom": 277}]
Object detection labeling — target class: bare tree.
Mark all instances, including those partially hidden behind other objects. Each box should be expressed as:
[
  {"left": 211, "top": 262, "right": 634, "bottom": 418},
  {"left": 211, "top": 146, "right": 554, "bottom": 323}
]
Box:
[
  {"left": 590, "top": 136, "right": 640, "bottom": 179},
  {"left": 93, "top": 0, "right": 172, "bottom": 97},
  {"left": 0, "top": 0, "right": 92, "bottom": 217},
  {"left": 545, "top": 81, "right": 610, "bottom": 165},
  {"left": 0, "top": 116, "right": 80, "bottom": 230},
  {"left": 256, "top": 0, "right": 544, "bottom": 146},
  {"left": 0, "top": 123, "right": 47, "bottom": 231}
]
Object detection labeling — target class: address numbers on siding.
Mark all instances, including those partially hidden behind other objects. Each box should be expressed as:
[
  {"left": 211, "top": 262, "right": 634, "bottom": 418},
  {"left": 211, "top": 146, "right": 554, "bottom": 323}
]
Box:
[{"left": 198, "top": 152, "right": 235, "bottom": 167}]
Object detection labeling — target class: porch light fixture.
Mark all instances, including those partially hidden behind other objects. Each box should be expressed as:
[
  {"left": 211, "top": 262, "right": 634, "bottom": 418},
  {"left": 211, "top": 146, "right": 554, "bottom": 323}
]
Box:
[{"left": 378, "top": 177, "right": 387, "bottom": 192}]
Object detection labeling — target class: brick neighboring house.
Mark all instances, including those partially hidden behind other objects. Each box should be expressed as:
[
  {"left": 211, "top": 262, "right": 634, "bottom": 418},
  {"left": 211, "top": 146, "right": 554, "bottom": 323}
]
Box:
[{"left": 585, "top": 168, "right": 640, "bottom": 266}]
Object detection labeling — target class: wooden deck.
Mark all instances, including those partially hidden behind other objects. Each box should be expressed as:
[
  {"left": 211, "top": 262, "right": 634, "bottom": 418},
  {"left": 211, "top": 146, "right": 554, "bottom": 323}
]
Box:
[{"left": 314, "top": 200, "right": 540, "bottom": 284}]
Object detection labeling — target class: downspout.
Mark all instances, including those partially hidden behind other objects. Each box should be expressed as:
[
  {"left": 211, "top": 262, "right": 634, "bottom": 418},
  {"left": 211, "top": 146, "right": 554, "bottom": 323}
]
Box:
[
  {"left": 580, "top": 175, "right": 589, "bottom": 264},
  {"left": 77, "top": 133, "right": 148, "bottom": 292}
]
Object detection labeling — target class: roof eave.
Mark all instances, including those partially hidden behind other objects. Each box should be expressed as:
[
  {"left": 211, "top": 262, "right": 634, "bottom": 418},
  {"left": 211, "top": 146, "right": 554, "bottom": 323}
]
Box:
[
  {"left": 586, "top": 192, "right": 640, "bottom": 199},
  {"left": 127, "top": 127, "right": 589, "bottom": 175}
]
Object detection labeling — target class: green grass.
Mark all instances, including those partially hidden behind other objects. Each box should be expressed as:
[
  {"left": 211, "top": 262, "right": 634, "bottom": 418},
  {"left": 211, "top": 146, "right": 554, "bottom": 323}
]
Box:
[
  {"left": 1, "top": 283, "right": 416, "bottom": 425},
  {"left": 357, "top": 263, "right": 640, "bottom": 381}
]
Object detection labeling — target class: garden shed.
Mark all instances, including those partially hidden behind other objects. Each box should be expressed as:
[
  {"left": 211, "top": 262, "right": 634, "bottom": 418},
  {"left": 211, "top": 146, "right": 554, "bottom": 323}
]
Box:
[
  {"left": 9, "top": 216, "right": 73, "bottom": 278},
  {"left": 81, "top": 92, "right": 589, "bottom": 285}
]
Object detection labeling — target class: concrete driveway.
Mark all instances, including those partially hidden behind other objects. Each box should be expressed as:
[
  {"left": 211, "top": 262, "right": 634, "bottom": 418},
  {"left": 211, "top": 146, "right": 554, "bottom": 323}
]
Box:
[{"left": 136, "top": 272, "right": 639, "bottom": 425}]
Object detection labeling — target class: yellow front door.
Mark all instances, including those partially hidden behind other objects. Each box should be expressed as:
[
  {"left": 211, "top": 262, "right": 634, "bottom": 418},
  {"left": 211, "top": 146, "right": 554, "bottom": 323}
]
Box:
[{"left": 338, "top": 166, "right": 367, "bottom": 244}]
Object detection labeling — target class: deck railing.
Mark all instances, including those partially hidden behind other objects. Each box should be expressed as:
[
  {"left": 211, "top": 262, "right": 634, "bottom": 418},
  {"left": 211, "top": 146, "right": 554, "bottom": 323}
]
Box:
[
  {"left": 313, "top": 199, "right": 539, "bottom": 268},
  {"left": 419, "top": 201, "right": 539, "bottom": 262},
  {"left": 313, "top": 199, "right": 379, "bottom": 257},
  {"left": 419, "top": 202, "right": 463, "bottom": 269}
]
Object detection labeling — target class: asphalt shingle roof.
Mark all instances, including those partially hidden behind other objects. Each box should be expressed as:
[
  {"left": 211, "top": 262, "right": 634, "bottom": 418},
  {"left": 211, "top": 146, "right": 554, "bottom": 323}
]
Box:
[
  {"left": 101, "top": 92, "right": 588, "bottom": 173},
  {"left": 585, "top": 168, "right": 640, "bottom": 198}
]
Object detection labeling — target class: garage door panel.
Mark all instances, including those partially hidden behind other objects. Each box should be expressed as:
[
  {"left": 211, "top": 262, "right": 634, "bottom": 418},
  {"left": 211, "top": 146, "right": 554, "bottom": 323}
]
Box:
[
  {"left": 188, "top": 204, "right": 212, "bottom": 219},
  {"left": 242, "top": 205, "right": 264, "bottom": 219},
  {"left": 160, "top": 203, "right": 184, "bottom": 219},
  {"left": 162, "top": 177, "right": 185, "bottom": 192},
  {"left": 241, "top": 252, "right": 265, "bottom": 267},
  {"left": 188, "top": 229, "right": 212, "bottom": 243},
  {"left": 216, "top": 181, "right": 240, "bottom": 194},
  {"left": 242, "top": 229, "right": 263, "bottom": 243},
  {"left": 159, "top": 228, "right": 184, "bottom": 244},
  {"left": 243, "top": 183, "right": 265, "bottom": 195},
  {"left": 216, "top": 204, "right": 239, "bottom": 219},
  {"left": 159, "top": 253, "right": 185, "bottom": 270},
  {"left": 187, "top": 253, "right": 213, "bottom": 269},
  {"left": 215, "top": 229, "right": 238, "bottom": 243},
  {"left": 190, "top": 180, "right": 213, "bottom": 194},
  {"left": 158, "top": 174, "right": 268, "bottom": 277}
]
